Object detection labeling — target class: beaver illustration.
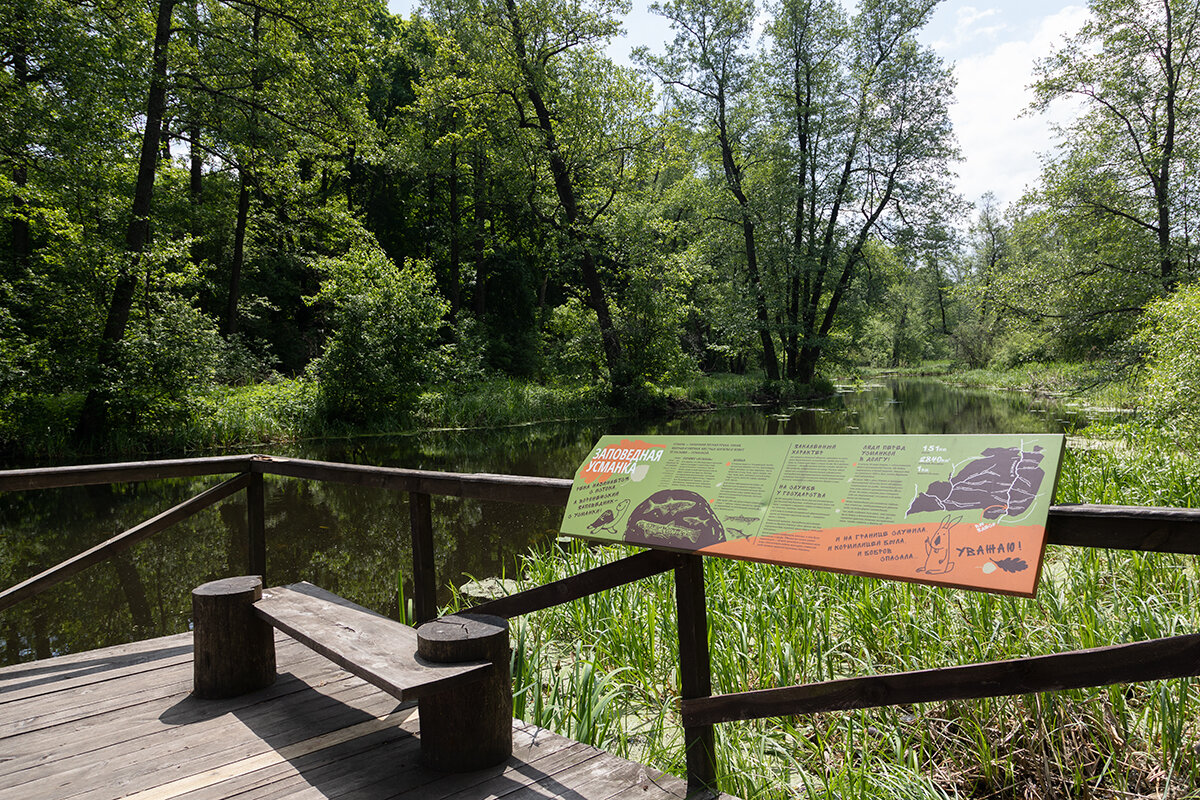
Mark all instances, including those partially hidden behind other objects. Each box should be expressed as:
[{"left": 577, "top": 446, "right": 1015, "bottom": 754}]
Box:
[{"left": 916, "top": 514, "right": 961, "bottom": 575}]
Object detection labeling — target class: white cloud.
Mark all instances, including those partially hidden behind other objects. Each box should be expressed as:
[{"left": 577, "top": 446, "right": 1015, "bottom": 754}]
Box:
[
  {"left": 943, "top": 4, "right": 1090, "bottom": 207},
  {"left": 931, "top": 6, "right": 1007, "bottom": 51}
]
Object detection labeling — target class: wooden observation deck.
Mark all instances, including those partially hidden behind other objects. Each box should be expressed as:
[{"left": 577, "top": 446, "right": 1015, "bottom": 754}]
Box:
[{"left": 0, "top": 631, "right": 730, "bottom": 800}]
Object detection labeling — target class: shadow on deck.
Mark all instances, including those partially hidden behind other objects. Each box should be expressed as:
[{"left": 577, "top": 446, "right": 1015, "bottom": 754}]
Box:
[{"left": 0, "top": 632, "right": 732, "bottom": 800}]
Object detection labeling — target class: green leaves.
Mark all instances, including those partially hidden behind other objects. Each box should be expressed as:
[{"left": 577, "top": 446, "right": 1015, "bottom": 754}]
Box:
[{"left": 311, "top": 238, "right": 449, "bottom": 422}]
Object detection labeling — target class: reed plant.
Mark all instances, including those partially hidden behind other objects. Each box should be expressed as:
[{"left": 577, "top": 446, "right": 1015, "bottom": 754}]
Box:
[{"left": 451, "top": 438, "right": 1200, "bottom": 799}]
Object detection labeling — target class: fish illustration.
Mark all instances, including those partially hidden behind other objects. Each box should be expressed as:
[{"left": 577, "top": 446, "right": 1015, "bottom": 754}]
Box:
[{"left": 645, "top": 498, "right": 696, "bottom": 516}]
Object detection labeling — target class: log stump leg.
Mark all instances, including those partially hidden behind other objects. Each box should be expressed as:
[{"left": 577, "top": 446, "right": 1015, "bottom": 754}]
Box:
[
  {"left": 416, "top": 613, "right": 512, "bottom": 771},
  {"left": 192, "top": 576, "right": 276, "bottom": 699}
]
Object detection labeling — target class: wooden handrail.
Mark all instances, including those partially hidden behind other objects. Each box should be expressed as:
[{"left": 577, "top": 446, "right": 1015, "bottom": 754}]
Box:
[
  {"left": 251, "top": 456, "right": 572, "bottom": 506},
  {"left": 0, "top": 455, "right": 252, "bottom": 491},
  {"left": 683, "top": 631, "right": 1200, "bottom": 726},
  {"left": 7, "top": 454, "right": 1200, "bottom": 555},
  {"left": 0, "top": 473, "right": 251, "bottom": 612},
  {"left": 469, "top": 549, "right": 684, "bottom": 618}
]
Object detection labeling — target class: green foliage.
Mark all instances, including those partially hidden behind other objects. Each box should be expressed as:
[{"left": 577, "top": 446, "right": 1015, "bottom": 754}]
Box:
[
  {"left": 412, "top": 377, "right": 609, "bottom": 429},
  {"left": 541, "top": 298, "right": 608, "bottom": 384},
  {"left": 310, "top": 243, "right": 447, "bottom": 424},
  {"left": 1138, "top": 283, "right": 1200, "bottom": 445},
  {"left": 102, "top": 295, "right": 225, "bottom": 435}
]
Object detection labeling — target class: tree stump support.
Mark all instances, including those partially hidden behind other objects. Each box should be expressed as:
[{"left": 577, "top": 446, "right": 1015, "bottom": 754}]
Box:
[
  {"left": 416, "top": 613, "right": 512, "bottom": 771},
  {"left": 192, "top": 575, "right": 276, "bottom": 699}
]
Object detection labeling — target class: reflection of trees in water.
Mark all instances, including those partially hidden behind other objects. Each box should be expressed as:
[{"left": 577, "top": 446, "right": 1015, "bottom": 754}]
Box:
[
  {"left": 1, "top": 478, "right": 232, "bottom": 665},
  {"left": 0, "top": 380, "right": 1095, "bottom": 666}
]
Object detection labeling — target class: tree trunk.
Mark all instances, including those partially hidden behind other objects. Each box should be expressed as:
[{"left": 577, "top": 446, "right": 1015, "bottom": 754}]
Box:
[
  {"left": 75, "top": 0, "right": 176, "bottom": 445},
  {"left": 1158, "top": 0, "right": 1176, "bottom": 287},
  {"left": 189, "top": 123, "right": 202, "bottom": 266},
  {"left": 715, "top": 106, "right": 779, "bottom": 381},
  {"left": 10, "top": 21, "right": 30, "bottom": 275},
  {"left": 223, "top": 5, "right": 262, "bottom": 339},
  {"left": 472, "top": 147, "right": 488, "bottom": 318},
  {"left": 223, "top": 175, "right": 251, "bottom": 336},
  {"left": 11, "top": 162, "right": 29, "bottom": 276},
  {"left": 785, "top": 70, "right": 814, "bottom": 380},
  {"left": 502, "top": 0, "right": 624, "bottom": 383}
]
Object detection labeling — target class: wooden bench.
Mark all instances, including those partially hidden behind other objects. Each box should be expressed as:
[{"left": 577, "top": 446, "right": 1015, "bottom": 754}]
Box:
[{"left": 190, "top": 576, "right": 512, "bottom": 771}]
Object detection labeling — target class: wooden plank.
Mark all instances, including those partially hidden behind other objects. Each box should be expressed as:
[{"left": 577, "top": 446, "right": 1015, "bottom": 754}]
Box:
[
  {"left": 88, "top": 708, "right": 419, "bottom": 800},
  {"left": 0, "top": 631, "right": 193, "bottom": 678},
  {"left": 246, "top": 472, "right": 266, "bottom": 579},
  {"left": 6, "top": 639, "right": 398, "bottom": 797},
  {"left": 5, "top": 677, "right": 393, "bottom": 795},
  {"left": 1046, "top": 504, "right": 1200, "bottom": 554},
  {"left": 0, "top": 674, "right": 385, "bottom": 788},
  {"left": 254, "top": 583, "right": 492, "bottom": 701},
  {"left": 408, "top": 492, "right": 437, "bottom": 624},
  {"left": 682, "top": 631, "right": 1200, "bottom": 727},
  {"left": 0, "top": 637, "right": 321, "bottom": 743},
  {"left": 1, "top": 632, "right": 746, "bottom": 800},
  {"left": 205, "top": 722, "right": 586, "bottom": 800},
  {"left": 674, "top": 555, "right": 716, "bottom": 794},
  {"left": 204, "top": 726, "right": 416, "bottom": 800},
  {"left": 468, "top": 550, "right": 682, "bottom": 619},
  {"left": 173, "top": 720, "right": 422, "bottom": 800},
  {"left": 252, "top": 456, "right": 572, "bottom": 506},
  {"left": 489, "top": 749, "right": 666, "bottom": 800},
  {"left": 0, "top": 455, "right": 252, "bottom": 492},
  {"left": 0, "top": 644, "right": 322, "bottom": 768},
  {"left": 599, "top": 767, "right": 692, "bottom": 800},
  {"left": 388, "top": 740, "right": 602, "bottom": 800},
  {"left": 0, "top": 633, "right": 192, "bottom": 697},
  {"left": 0, "top": 474, "right": 251, "bottom": 613},
  {"left": 0, "top": 645, "right": 191, "bottom": 705}
]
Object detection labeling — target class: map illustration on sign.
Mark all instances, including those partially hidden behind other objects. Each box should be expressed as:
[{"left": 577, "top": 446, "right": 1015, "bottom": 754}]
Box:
[
  {"left": 907, "top": 445, "right": 1048, "bottom": 520},
  {"left": 560, "top": 434, "right": 1065, "bottom": 597}
]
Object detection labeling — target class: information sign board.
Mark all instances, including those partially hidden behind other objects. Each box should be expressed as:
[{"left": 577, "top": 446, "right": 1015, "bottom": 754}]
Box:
[{"left": 561, "top": 434, "right": 1065, "bottom": 597}]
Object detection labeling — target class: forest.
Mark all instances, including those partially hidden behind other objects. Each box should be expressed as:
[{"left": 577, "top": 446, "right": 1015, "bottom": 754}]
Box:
[
  {"left": 2, "top": 0, "right": 1200, "bottom": 457},
  {"left": 9, "top": 2, "right": 1200, "bottom": 796}
]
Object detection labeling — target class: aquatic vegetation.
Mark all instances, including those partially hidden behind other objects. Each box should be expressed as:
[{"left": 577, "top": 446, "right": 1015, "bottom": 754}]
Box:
[{"left": 459, "top": 439, "right": 1200, "bottom": 799}]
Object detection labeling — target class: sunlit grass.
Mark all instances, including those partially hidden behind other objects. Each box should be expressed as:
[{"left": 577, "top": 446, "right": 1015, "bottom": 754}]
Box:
[
  {"left": 925, "top": 361, "right": 1142, "bottom": 412},
  {"left": 451, "top": 439, "right": 1200, "bottom": 799}
]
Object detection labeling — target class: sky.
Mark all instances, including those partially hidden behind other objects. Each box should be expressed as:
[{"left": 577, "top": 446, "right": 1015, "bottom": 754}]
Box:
[{"left": 385, "top": 0, "right": 1093, "bottom": 209}]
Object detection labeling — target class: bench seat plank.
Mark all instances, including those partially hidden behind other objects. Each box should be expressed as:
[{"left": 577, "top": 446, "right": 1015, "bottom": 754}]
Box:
[{"left": 254, "top": 583, "right": 491, "bottom": 701}]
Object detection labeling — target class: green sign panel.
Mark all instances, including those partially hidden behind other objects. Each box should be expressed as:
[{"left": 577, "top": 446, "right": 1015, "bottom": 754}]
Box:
[{"left": 562, "top": 434, "right": 1065, "bottom": 597}]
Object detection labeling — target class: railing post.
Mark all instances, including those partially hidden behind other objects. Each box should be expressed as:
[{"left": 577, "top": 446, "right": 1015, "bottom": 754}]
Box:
[
  {"left": 409, "top": 491, "right": 437, "bottom": 624},
  {"left": 675, "top": 554, "right": 717, "bottom": 796},
  {"left": 247, "top": 471, "right": 266, "bottom": 581}
]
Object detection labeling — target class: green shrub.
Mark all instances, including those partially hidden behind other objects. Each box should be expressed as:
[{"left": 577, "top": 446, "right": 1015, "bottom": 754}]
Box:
[
  {"left": 541, "top": 298, "right": 607, "bottom": 384},
  {"left": 102, "top": 296, "right": 225, "bottom": 439},
  {"left": 309, "top": 245, "right": 447, "bottom": 424},
  {"left": 1137, "top": 284, "right": 1200, "bottom": 444}
]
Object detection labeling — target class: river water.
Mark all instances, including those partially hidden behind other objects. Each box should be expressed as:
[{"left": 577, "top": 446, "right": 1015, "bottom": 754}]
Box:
[{"left": 0, "top": 380, "right": 1098, "bottom": 665}]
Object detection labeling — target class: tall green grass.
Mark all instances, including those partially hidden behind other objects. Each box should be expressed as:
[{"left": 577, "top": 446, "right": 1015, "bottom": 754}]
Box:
[
  {"left": 451, "top": 438, "right": 1200, "bottom": 799},
  {"left": 923, "top": 361, "right": 1141, "bottom": 411}
]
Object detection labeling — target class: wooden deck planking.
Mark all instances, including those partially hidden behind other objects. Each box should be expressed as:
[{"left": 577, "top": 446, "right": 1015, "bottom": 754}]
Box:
[{"left": 0, "top": 632, "right": 737, "bottom": 800}]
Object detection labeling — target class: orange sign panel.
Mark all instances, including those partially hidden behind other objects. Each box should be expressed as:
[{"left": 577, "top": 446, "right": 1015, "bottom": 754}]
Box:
[{"left": 562, "top": 434, "right": 1065, "bottom": 597}]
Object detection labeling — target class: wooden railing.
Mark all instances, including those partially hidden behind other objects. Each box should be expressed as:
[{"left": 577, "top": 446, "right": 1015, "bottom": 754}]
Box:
[{"left": 3, "top": 454, "right": 1200, "bottom": 795}]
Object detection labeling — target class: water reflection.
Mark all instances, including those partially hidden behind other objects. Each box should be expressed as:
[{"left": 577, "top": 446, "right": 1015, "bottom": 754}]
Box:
[{"left": 0, "top": 380, "right": 1099, "bottom": 665}]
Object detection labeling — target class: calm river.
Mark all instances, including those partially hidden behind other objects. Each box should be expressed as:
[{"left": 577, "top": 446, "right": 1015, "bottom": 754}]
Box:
[{"left": 0, "top": 380, "right": 1101, "bottom": 665}]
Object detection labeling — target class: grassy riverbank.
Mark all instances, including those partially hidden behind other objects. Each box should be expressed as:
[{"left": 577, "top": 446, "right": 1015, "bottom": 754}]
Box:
[
  {"left": 1, "top": 373, "right": 780, "bottom": 462},
  {"left": 451, "top": 436, "right": 1200, "bottom": 800},
  {"left": 862, "top": 360, "right": 1142, "bottom": 413}
]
